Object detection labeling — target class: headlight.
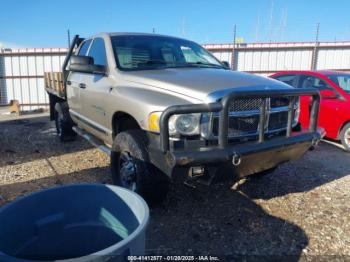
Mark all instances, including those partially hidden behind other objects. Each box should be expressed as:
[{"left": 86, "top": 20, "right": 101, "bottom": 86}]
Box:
[
  {"left": 148, "top": 112, "right": 200, "bottom": 136},
  {"left": 169, "top": 114, "right": 200, "bottom": 135}
]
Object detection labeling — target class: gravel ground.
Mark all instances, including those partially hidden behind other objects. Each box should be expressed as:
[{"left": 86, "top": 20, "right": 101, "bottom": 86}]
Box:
[{"left": 1, "top": 113, "right": 350, "bottom": 260}]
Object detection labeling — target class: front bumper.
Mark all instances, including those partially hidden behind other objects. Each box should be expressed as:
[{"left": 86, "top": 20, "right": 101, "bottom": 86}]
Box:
[{"left": 148, "top": 88, "right": 322, "bottom": 179}]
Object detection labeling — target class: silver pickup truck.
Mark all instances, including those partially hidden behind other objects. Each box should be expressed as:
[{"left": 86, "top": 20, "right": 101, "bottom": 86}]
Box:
[{"left": 45, "top": 32, "right": 323, "bottom": 204}]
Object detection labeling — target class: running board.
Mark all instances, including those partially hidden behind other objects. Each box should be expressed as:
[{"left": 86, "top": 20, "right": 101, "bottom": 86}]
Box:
[{"left": 73, "top": 126, "right": 111, "bottom": 156}]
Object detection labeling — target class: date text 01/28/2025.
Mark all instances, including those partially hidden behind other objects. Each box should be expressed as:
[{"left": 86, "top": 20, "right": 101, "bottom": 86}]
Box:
[{"left": 127, "top": 255, "right": 220, "bottom": 261}]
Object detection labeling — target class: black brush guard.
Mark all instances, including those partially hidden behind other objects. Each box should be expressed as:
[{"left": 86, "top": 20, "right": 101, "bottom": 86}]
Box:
[{"left": 154, "top": 88, "right": 323, "bottom": 176}]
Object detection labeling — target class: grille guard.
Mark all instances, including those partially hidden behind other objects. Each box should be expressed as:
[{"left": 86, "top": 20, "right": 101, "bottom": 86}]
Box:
[{"left": 159, "top": 88, "right": 320, "bottom": 153}]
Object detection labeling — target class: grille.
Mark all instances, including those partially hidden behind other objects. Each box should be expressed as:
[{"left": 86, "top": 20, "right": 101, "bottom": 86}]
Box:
[
  {"left": 268, "top": 112, "right": 288, "bottom": 130},
  {"left": 208, "top": 97, "right": 294, "bottom": 139},
  {"left": 229, "top": 98, "right": 262, "bottom": 112},
  {"left": 270, "top": 97, "right": 290, "bottom": 108},
  {"left": 212, "top": 115, "right": 260, "bottom": 136}
]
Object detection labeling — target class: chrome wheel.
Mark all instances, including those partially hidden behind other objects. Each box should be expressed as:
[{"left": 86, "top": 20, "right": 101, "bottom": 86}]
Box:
[
  {"left": 119, "top": 151, "right": 137, "bottom": 191},
  {"left": 345, "top": 127, "right": 350, "bottom": 147}
]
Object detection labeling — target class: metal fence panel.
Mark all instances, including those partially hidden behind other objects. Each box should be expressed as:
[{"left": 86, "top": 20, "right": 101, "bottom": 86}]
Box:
[
  {"left": 205, "top": 41, "right": 350, "bottom": 75},
  {"left": 2, "top": 42, "right": 350, "bottom": 110},
  {"left": 0, "top": 48, "right": 67, "bottom": 110},
  {"left": 317, "top": 49, "right": 350, "bottom": 69}
]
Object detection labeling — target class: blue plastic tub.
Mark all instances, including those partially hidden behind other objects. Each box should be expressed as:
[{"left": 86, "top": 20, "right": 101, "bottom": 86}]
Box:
[{"left": 0, "top": 184, "right": 149, "bottom": 261}]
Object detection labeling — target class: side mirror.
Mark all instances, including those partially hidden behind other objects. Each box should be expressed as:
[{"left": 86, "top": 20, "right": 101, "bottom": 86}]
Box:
[
  {"left": 69, "top": 55, "right": 106, "bottom": 75},
  {"left": 321, "top": 89, "right": 339, "bottom": 99},
  {"left": 221, "top": 61, "right": 230, "bottom": 69}
]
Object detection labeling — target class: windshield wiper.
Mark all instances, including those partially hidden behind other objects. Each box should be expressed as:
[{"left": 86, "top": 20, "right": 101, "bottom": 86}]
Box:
[
  {"left": 171, "top": 61, "right": 225, "bottom": 69},
  {"left": 130, "top": 60, "right": 225, "bottom": 70},
  {"left": 139, "top": 60, "right": 167, "bottom": 65},
  {"left": 192, "top": 62, "right": 225, "bottom": 68}
]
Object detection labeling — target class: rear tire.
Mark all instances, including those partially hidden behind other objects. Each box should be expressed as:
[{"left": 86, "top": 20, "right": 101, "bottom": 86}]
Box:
[
  {"left": 54, "top": 103, "right": 76, "bottom": 142},
  {"left": 340, "top": 123, "right": 350, "bottom": 152},
  {"left": 111, "top": 130, "right": 169, "bottom": 206}
]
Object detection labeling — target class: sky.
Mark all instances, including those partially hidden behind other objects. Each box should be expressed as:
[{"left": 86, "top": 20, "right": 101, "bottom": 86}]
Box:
[{"left": 0, "top": 0, "right": 350, "bottom": 48}]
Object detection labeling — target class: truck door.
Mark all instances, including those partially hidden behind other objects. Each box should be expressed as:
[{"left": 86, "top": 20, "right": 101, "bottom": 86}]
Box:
[
  {"left": 66, "top": 39, "right": 92, "bottom": 119},
  {"left": 78, "top": 37, "right": 113, "bottom": 140}
]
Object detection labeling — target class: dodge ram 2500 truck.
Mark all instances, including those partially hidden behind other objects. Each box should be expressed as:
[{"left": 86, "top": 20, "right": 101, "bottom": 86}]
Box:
[{"left": 45, "top": 33, "right": 323, "bottom": 204}]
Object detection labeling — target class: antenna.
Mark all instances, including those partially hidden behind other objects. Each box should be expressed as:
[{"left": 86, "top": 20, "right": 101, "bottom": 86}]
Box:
[{"left": 67, "top": 29, "right": 71, "bottom": 48}]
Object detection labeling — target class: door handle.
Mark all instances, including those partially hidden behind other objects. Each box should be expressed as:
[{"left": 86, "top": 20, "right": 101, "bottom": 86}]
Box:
[
  {"left": 79, "top": 83, "right": 86, "bottom": 89},
  {"left": 66, "top": 80, "right": 72, "bottom": 86}
]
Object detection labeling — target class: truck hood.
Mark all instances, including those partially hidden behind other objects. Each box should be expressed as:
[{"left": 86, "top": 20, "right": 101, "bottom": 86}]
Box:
[{"left": 123, "top": 68, "right": 292, "bottom": 102}]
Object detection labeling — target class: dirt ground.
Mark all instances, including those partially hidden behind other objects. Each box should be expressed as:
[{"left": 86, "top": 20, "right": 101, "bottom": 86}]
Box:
[{"left": 1, "top": 113, "right": 350, "bottom": 260}]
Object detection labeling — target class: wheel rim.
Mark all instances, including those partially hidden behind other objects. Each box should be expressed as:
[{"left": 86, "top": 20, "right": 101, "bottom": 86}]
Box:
[
  {"left": 345, "top": 127, "right": 350, "bottom": 147},
  {"left": 119, "top": 151, "right": 137, "bottom": 191}
]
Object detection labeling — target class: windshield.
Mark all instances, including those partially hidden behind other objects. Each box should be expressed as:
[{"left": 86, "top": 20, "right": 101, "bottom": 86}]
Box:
[
  {"left": 328, "top": 74, "right": 350, "bottom": 93},
  {"left": 111, "top": 35, "right": 225, "bottom": 71}
]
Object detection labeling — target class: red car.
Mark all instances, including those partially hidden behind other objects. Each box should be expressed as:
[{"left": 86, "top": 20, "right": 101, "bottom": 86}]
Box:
[{"left": 271, "top": 70, "right": 350, "bottom": 151}]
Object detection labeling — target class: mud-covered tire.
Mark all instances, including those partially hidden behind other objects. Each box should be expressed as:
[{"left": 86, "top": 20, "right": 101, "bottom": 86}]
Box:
[
  {"left": 340, "top": 123, "right": 350, "bottom": 152},
  {"left": 111, "top": 130, "right": 169, "bottom": 206},
  {"left": 54, "top": 103, "right": 76, "bottom": 142}
]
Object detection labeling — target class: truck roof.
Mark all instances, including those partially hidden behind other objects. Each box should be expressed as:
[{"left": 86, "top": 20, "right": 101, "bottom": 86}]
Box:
[{"left": 89, "top": 32, "right": 190, "bottom": 42}]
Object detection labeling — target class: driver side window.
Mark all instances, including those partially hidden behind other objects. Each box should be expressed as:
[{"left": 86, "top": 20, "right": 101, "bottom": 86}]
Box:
[
  {"left": 77, "top": 40, "right": 92, "bottom": 56},
  {"left": 87, "top": 38, "right": 107, "bottom": 67},
  {"left": 299, "top": 75, "right": 330, "bottom": 90}
]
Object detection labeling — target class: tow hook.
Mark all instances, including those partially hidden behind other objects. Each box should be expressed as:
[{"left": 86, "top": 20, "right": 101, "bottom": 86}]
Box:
[
  {"left": 309, "top": 137, "right": 319, "bottom": 151},
  {"left": 312, "top": 137, "right": 319, "bottom": 147},
  {"left": 232, "top": 153, "right": 242, "bottom": 166}
]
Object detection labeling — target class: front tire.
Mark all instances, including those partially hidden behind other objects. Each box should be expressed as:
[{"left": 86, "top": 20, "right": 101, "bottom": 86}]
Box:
[
  {"left": 111, "top": 130, "right": 169, "bottom": 205},
  {"left": 340, "top": 123, "right": 350, "bottom": 152}
]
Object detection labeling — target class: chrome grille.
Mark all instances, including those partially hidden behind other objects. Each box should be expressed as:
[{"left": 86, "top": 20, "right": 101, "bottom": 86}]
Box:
[
  {"left": 229, "top": 98, "right": 262, "bottom": 112},
  {"left": 204, "top": 96, "right": 297, "bottom": 139},
  {"left": 268, "top": 112, "right": 288, "bottom": 130},
  {"left": 212, "top": 116, "right": 260, "bottom": 136},
  {"left": 268, "top": 109, "right": 298, "bottom": 131},
  {"left": 270, "top": 97, "right": 290, "bottom": 108}
]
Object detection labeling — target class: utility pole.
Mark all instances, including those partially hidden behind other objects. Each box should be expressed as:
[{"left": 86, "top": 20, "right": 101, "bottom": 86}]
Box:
[
  {"left": 67, "top": 29, "right": 71, "bottom": 48},
  {"left": 268, "top": 0, "right": 274, "bottom": 42},
  {"left": 311, "top": 23, "right": 320, "bottom": 70},
  {"left": 231, "top": 24, "right": 237, "bottom": 70}
]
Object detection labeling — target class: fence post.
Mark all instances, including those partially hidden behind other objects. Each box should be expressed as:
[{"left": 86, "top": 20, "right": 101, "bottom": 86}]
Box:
[
  {"left": 231, "top": 25, "right": 237, "bottom": 70},
  {"left": 311, "top": 23, "right": 320, "bottom": 70}
]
